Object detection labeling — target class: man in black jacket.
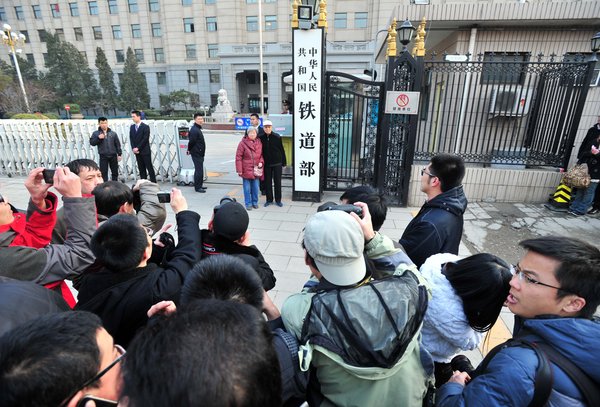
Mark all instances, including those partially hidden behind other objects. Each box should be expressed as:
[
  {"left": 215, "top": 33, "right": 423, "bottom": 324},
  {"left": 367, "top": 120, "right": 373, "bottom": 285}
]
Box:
[
  {"left": 130, "top": 110, "right": 156, "bottom": 183},
  {"left": 399, "top": 153, "right": 467, "bottom": 267},
  {"left": 187, "top": 113, "right": 206, "bottom": 193},
  {"left": 200, "top": 199, "right": 276, "bottom": 290},
  {"left": 260, "top": 120, "right": 287, "bottom": 207},
  {"left": 76, "top": 188, "right": 201, "bottom": 347},
  {"left": 90, "top": 117, "right": 122, "bottom": 181}
]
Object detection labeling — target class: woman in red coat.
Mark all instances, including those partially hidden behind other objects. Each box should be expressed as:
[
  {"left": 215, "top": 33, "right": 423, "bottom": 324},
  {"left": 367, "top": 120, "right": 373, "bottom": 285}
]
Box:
[{"left": 235, "top": 127, "right": 264, "bottom": 210}]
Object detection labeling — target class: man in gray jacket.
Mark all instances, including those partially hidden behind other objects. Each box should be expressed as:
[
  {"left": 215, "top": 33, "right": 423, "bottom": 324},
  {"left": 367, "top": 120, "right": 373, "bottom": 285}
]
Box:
[{"left": 90, "top": 117, "right": 122, "bottom": 182}]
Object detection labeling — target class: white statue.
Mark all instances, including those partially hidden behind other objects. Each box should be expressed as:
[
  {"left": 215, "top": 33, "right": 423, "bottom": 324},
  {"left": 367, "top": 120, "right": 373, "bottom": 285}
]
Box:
[{"left": 212, "top": 88, "right": 234, "bottom": 122}]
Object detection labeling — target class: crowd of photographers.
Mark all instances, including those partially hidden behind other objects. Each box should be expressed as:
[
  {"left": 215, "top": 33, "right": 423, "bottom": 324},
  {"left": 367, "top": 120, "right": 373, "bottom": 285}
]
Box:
[{"left": 0, "top": 153, "right": 599, "bottom": 407}]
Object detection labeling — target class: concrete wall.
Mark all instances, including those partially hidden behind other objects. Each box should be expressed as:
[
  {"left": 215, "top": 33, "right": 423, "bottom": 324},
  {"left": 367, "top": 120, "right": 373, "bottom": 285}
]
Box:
[{"left": 407, "top": 165, "right": 563, "bottom": 206}]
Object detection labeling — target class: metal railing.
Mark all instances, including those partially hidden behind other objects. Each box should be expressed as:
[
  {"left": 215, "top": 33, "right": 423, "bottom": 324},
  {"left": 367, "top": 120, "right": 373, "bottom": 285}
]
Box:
[
  {"left": 0, "top": 120, "right": 188, "bottom": 180},
  {"left": 414, "top": 53, "right": 594, "bottom": 169}
]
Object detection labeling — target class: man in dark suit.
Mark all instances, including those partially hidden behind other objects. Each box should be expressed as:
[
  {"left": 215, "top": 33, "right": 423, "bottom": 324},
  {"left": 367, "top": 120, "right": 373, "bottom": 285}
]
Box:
[
  {"left": 130, "top": 110, "right": 156, "bottom": 183},
  {"left": 187, "top": 113, "right": 206, "bottom": 193}
]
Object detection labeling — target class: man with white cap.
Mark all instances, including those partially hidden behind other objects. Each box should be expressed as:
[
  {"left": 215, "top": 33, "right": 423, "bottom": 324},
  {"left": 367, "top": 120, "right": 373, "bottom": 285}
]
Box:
[
  {"left": 259, "top": 120, "right": 287, "bottom": 207},
  {"left": 281, "top": 203, "right": 432, "bottom": 406}
]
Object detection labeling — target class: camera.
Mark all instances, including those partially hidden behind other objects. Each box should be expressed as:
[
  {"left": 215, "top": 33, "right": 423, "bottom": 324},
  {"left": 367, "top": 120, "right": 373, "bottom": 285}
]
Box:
[
  {"left": 317, "top": 202, "right": 363, "bottom": 217},
  {"left": 42, "top": 169, "right": 55, "bottom": 184},
  {"left": 157, "top": 191, "right": 171, "bottom": 203},
  {"left": 213, "top": 196, "right": 236, "bottom": 213}
]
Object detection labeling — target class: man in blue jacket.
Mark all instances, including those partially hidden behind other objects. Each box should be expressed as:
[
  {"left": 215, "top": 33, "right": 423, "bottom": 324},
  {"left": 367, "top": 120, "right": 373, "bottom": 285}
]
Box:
[
  {"left": 130, "top": 110, "right": 156, "bottom": 183},
  {"left": 399, "top": 153, "right": 467, "bottom": 267},
  {"left": 437, "top": 236, "right": 600, "bottom": 406}
]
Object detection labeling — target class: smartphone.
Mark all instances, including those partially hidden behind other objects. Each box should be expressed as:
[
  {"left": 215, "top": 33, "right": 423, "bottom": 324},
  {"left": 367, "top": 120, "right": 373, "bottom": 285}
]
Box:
[
  {"left": 76, "top": 395, "right": 117, "bottom": 407},
  {"left": 157, "top": 191, "right": 171, "bottom": 203},
  {"left": 42, "top": 169, "right": 55, "bottom": 184}
]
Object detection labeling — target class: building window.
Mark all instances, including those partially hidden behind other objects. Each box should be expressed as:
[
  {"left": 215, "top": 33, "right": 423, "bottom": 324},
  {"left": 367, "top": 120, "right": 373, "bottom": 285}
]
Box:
[
  {"left": 112, "top": 25, "right": 121, "bottom": 39},
  {"left": 74, "top": 27, "right": 84, "bottom": 41},
  {"left": 205, "top": 0, "right": 216, "bottom": 3},
  {"left": 209, "top": 69, "right": 220, "bottom": 83},
  {"left": 148, "top": 0, "right": 159, "bottom": 12},
  {"left": 26, "top": 53, "right": 35, "bottom": 65},
  {"left": 55, "top": 28, "right": 65, "bottom": 41},
  {"left": 32, "top": 5, "right": 42, "bottom": 19},
  {"left": 50, "top": 4, "right": 60, "bottom": 18},
  {"left": 131, "top": 24, "right": 141, "bottom": 38},
  {"left": 246, "top": 0, "right": 257, "bottom": 3},
  {"left": 481, "top": 52, "right": 529, "bottom": 85},
  {"left": 152, "top": 23, "right": 161, "bottom": 37},
  {"left": 80, "top": 51, "right": 87, "bottom": 62},
  {"left": 20, "top": 30, "right": 29, "bottom": 42},
  {"left": 265, "top": 0, "right": 276, "bottom": 2},
  {"left": 0, "top": 7, "right": 6, "bottom": 21},
  {"left": 134, "top": 49, "right": 144, "bottom": 63},
  {"left": 38, "top": 30, "right": 48, "bottom": 42},
  {"left": 88, "top": 1, "right": 98, "bottom": 15},
  {"left": 184, "top": 18, "right": 195, "bottom": 33},
  {"left": 563, "top": 53, "right": 600, "bottom": 87},
  {"left": 154, "top": 48, "right": 165, "bottom": 62},
  {"left": 185, "top": 44, "right": 197, "bottom": 59},
  {"left": 43, "top": 53, "right": 49, "bottom": 65},
  {"left": 355, "top": 12, "right": 367, "bottom": 28},
  {"left": 265, "top": 15, "right": 277, "bottom": 31},
  {"left": 116, "top": 49, "right": 125, "bottom": 63},
  {"left": 334, "top": 13, "right": 347, "bottom": 29},
  {"left": 208, "top": 43, "right": 218, "bottom": 58},
  {"left": 15, "top": 6, "right": 25, "bottom": 20},
  {"left": 108, "top": 0, "right": 118, "bottom": 14},
  {"left": 188, "top": 70, "right": 198, "bottom": 84},
  {"left": 157, "top": 72, "right": 166, "bottom": 85},
  {"left": 128, "top": 0, "right": 138, "bottom": 13},
  {"left": 246, "top": 16, "right": 258, "bottom": 32},
  {"left": 92, "top": 26, "right": 102, "bottom": 40},
  {"left": 182, "top": 0, "right": 193, "bottom": 5},
  {"left": 69, "top": 2, "right": 79, "bottom": 16},
  {"left": 206, "top": 17, "right": 217, "bottom": 32}
]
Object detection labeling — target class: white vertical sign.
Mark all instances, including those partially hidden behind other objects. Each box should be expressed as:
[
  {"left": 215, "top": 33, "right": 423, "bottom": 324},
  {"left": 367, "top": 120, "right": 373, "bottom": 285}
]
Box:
[{"left": 293, "top": 29, "right": 323, "bottom": 193}]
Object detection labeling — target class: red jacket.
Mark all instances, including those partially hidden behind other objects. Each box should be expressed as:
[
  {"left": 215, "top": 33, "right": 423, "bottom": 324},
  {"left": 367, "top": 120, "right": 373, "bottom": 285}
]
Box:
[
  {"left": 235, "top": 136, "right": 264, "bottom": 179},
  {"left": 0, "top": 193, "right": 57, "bottom": 248}
]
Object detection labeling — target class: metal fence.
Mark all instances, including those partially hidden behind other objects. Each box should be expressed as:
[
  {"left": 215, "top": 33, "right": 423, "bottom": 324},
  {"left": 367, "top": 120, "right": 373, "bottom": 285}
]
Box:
[
  {"left": 0, "top": 120, "right": 188, "bottom": 180},
  {"left": 414, "top": 53, "right": 594, "bottom": 169}
]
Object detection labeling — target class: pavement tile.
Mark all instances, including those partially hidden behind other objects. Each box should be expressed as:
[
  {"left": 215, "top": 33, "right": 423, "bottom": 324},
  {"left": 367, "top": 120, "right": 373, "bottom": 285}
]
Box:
[
  {"left": 248, "top": 219, "right": 282, "bottom": 230},
  {"left": 262, "top": 254, "right": 290, "bottom": 272},
  {"left": 278, "top": 221, "right": 306, "bottom": 232},
  {"left": 251, "top": 229, "right": 301, "bottom": 243},
  {"left": 265, "top": 241, "right": 305, "bottom": 258}
]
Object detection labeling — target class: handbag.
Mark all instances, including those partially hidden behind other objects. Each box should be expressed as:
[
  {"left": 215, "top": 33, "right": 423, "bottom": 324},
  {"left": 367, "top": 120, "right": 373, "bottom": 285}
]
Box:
[
  {"left": 250, "top": 149, "right": 263, "bottom": 178},
  {"left": 562, "top": 163, "right": 591, "bottom": 188}
]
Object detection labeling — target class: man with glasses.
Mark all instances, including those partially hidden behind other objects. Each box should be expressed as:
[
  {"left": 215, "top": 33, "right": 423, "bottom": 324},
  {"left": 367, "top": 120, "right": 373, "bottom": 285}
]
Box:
[
  {"left": 437, "top": 236, "right": 600, "bottom": 406},
  {"left": 399, "top": 153, "right": 467, "bottom": 267},
  {"left": 76, "top": 188, "right": 201, "bottom": 347},
  {"left": 0, "top": 311, "right": 123, "bottom": 407}
]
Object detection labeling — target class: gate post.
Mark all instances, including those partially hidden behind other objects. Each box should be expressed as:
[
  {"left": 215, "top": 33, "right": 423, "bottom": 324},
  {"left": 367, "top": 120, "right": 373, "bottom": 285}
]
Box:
[{"left": 376, "top": 18, "right": 425, "bottom": 206}]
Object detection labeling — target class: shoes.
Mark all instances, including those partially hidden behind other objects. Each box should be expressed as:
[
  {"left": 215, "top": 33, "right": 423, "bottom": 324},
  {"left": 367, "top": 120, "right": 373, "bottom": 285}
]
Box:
[
  {"left": 588, "top": 208, "right": 599, "bottom": 215},
  {"left": 195, "top": 189, "right": 206, "bottom": 193},
  {"left": 568, "top": 210, "right": 583, "bottom": 217},
  {"left": 264, "top": 202, "right": 273, "bottom": 207},
  {"left": 252, "top": 205, "right": 259, "bottom": 209},
  {"left": 450, "top": 355, "right": 475, "bottom": 375},
  {"left": 246, "top": 206, "right": 252, "bottom": 211},
  {"left": 275, "top": 202, "right": 283, "bottom": 207}
]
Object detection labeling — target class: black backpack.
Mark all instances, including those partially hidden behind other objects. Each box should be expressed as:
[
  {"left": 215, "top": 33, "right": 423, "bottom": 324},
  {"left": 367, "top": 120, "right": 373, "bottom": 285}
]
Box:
[{"left": 473, "top": 338, "right": 600, "bottom": 406}]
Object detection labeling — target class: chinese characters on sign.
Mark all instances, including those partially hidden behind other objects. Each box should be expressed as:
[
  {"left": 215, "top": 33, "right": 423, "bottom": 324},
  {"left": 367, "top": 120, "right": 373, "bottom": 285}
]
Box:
[{"left": 293, "top": 28, "right": 323, "bottom": 193}]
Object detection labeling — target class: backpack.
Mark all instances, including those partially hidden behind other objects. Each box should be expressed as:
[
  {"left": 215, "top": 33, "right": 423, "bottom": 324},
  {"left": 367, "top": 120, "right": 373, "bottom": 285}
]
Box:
[{"left": 473, "top": 338, "right": 600, "bottom": 406}]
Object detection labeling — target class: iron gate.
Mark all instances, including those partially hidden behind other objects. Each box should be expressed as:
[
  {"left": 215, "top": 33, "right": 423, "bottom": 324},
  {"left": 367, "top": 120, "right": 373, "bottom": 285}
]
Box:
[{"left": 322, "top": 71, "right": 385, "bottom": 191}]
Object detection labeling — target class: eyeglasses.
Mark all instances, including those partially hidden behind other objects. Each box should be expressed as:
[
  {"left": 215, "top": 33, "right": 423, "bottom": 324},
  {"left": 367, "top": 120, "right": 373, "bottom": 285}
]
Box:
[
  {"left": 421, "top": 168, "right": 437, "bottom": 178},
  {"left": 60, "top": 344, "right": 126, "bottom": 407},
  {"left": 513, "top": 264, "right": 568, "bottom": 292}
]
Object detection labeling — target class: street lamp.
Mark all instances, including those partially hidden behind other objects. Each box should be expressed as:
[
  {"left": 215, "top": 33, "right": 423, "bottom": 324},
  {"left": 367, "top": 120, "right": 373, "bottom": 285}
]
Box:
[
  {"left": 398, "top": 19, "right": 416, "bottom": 50},
  {"left": 1, "top": 24, "right": 31, "bottom": 113},
  {"left": 591, "top": 31, "right": 600, "bottom": 61}
]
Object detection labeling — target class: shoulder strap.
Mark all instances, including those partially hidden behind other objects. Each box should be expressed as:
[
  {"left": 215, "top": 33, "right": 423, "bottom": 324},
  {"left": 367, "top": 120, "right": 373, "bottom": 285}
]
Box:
[
  {"left": 471, "top": 339, "right": 553, "bottom": 407},
  {"left": 534, "top": 341, "right": 600, "bottom": 407}
]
